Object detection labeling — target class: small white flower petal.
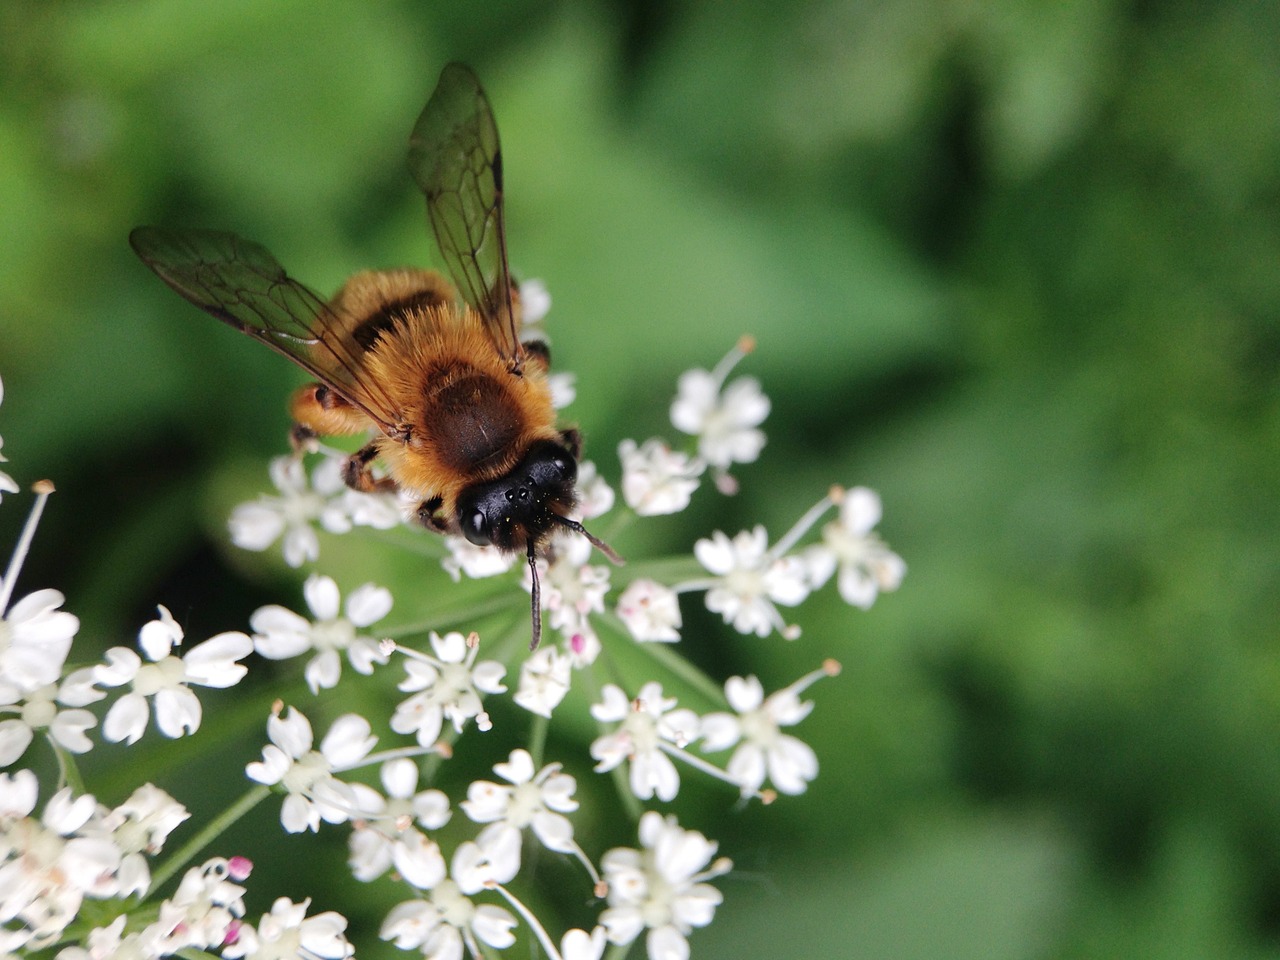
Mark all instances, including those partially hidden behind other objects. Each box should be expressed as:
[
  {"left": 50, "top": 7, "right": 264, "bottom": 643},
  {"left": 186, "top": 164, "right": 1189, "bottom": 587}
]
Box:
[
  {"left": 154, "top": 686, "right": 202, "bottom": 738},
  {"left": 102, "top": 693, "right": 149, "bottom": 744},
  {"left": 0, "top": 719, "right": 33, "bottom": 766},
  {"left": 319, "top": 714, "right": 376, "bottom": 769},
  {"left": 304, "top": 575, "right": 342, "bottom": 621},
  {"left": 345, "top": 583, "right": 392, "bottom": 627},
  {"left": 393, "top": 830, "right": 447, "bottom": 890},
  {"left": 182, "top": 632, "right": 253, "bottom": 687},
  {"left": 647, "top": 925, "right": 691, "bottom": 960},
  {"left": 472, "top": 904, "right": 518, "bottom": 949}
]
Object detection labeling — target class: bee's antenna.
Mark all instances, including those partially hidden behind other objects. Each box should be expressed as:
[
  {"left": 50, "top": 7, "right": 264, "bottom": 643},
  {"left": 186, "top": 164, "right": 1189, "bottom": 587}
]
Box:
[
  {"left": 527, "top": 540, "right": 542, "bottom": 651},
  {"left": 553, "top": 515, "right": 623, "bottom": 565}
]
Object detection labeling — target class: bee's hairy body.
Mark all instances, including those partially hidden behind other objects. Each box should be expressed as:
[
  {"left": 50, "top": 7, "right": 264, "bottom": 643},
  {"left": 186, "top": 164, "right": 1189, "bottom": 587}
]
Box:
[{"left": 289, "top": 268, "right": 568, "bottom": 538}]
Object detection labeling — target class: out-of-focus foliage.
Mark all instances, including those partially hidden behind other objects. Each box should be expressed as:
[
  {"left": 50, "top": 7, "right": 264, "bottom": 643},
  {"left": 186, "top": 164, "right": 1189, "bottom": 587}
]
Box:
[{"left": 2, "top": 1, "right": 1278, "bottom": 957}]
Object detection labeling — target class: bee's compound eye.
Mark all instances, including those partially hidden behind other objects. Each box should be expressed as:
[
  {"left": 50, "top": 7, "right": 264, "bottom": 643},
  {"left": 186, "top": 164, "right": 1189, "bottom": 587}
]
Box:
[
  {"left": 552, "top": 454, "right": 575, "bottom": 482},
  {"left": 464, "top": 511, "right": 491, "bottom": 546}
]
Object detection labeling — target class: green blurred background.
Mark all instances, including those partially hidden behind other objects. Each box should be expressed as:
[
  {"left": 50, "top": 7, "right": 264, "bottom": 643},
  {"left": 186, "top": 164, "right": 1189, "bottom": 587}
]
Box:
[{"left": 3, "top": 1, "right": 1280, "bottom": 957}]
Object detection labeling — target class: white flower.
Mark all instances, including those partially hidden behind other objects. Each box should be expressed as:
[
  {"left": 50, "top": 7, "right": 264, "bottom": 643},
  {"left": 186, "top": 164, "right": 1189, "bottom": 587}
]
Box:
[
  {"left": 450, "top": 826, "right": 521, "bottom": 891},
  {"left": 380, "top": 847, "right": 518, "bottom": 959},
  {"left": 0, "top": 374, "right": 17, "bottom": 501},
  {"left": 441, "top": 536, "right": 517, "bottom": 581},
  {"left": 251, "top": 573, "right": 392, "bottom": 694},
  {"left": 513, "top": 644, "right": 572, "bottom": 717},
  {"left": 616, "top": 579, "right": 682, "bottom": 642},
  {"left": 590, "top": 682, "right": 701, "bottom": 802},
  {"left": 0, "top": 784, "right": 124, "bottom": 950},
  {"left": 0, "top": 588, "right": 79, "bottom": 697},
  {"left": 0, "top": 682, "right": 98, "bottom": 766},
  {"left": 600, "top": 812, "right": 731, "bottom": 960},
  {"left": 80, "top": 784, "right": 189, "bottom": 898},
  {"left": 693, "top": 527, "right": 809, "bottom": 639},
  {"left": 519, "top": 277, "right": 552, "bottom": 325},
  {"left": 347, "top": 758, "right": 451, "bottom": 883},
  {"left": 95, "top": 606, "right": 252, "bottom": 744},
  {"left": 389, "top": 632, "right": 507, "bottom": 748},
  {"left": 805, "top": 486, "right": 905, "bottom": 608},
  {"left": 461, "top": 749, "right": 579, "bottom": 864},
  {"left": 225, "top": 897, "right": 354, "bottom": 960},
  {"left": 158, "top": 856, "right": 251, "bottom": 954},
  {"left": 618, "top": 438, "right": 704, "bottom": 516},
  {"left": 670, "top": 341, "right": 769, "bottom": 478},
  {"left": 539, "top": 548, "right": 610, "bottom": 645},
  {"left": 245, "top": 707, "right": 376, "bottom": 833},
  {"left": 228, "top": 455, "right": 353, "bottom": 567},
  {"left": 53, "top": 915, "right": 143, "bottom": 960},
  {"left": 575, "top": 460, "right": 616, "bottom": 519},
  {"left": 341, "top": 483, "right": 404, "bottom": 530},
  {"left": 0, "top": 589, "right": 93, "bottom": 766},
  {"left": 548, "top": 371, "right": 577, "bottom": 409},
  {"left": 701, "top": 674, "right": 821, "bottom": 796}
]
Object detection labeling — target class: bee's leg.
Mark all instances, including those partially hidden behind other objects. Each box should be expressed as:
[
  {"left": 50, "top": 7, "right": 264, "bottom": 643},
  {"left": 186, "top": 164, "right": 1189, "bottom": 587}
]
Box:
[
  {"left": 289, "top": 383, "right": 370, "bottom": 447},
  {"left": 524, "top": 339, "right": 551, "bottom": 374},
  {"left": 415, "top": 496, "right": 448, "bottom": 534},
  {"left": 290, "top": 423, "right": 318, "bottom": 452},
  {"left": 559, "top": 427, "right": 582, "bottom": 458},
  {"left": 342, "top": 441, "right": 398, "bottom": 495}
]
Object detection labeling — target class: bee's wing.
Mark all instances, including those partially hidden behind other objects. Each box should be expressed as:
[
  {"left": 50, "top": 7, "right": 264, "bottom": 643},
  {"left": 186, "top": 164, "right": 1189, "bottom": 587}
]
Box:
[
  {"left": 129, "top": 226, "right": 402, "bottom": 433},
  {"left": 409, "top": 61, "right": 523, "bottom": 371}
]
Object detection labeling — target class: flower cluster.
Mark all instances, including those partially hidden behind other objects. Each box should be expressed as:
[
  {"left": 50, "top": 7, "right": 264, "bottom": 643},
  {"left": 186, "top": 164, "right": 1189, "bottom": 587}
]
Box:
[
  {"left": 0, "top": 772, "right": 340, "bottom": 957},
  {"left": 0, "top": 312, "right": 904, "bottom": 959}
]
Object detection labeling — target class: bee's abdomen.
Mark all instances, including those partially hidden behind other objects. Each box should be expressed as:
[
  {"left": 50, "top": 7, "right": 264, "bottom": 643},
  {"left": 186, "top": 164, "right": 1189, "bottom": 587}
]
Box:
[
  {"left": 427, "top": 370, "right": 523, "bottom": 476},
  {"left": 351, "top": 288, "right": 449, "bottom": 350}
]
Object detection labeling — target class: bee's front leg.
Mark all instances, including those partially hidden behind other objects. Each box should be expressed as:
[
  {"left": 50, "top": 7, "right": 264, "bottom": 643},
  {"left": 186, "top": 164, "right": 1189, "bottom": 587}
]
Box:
[
  {"left": 559, "top": 427, "right": 582, "bottom": 458},
  {"left": 290, "top": 423, "right": 318, "bottom": 453},
  {"left": 343, "top": 440, "right": 398, "bottom": 494},
  {"left": 416, "top": 496, "right": 448, "bottom": 533}
]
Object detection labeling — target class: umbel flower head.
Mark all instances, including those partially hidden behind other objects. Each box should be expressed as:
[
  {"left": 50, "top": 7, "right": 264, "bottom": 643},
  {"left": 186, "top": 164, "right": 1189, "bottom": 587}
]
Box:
[
  {"left": 94, "top": 605, "right": 253, "bottom": 744},
  {"left": 591, "top": 682, "right": 701, "bottom": 802},
  {"left": 0, "top": 321, "right": 905, "bottom": 960},
  {"left": 245, "top": 706, "right": 378, "bottom": 833},
  {"left": 700, "top": 663, "right": 840, "bottom": 797},
  {"left": 600, "top": 812, "right": 733, "bottom": 960},
  {"left": 251, "top": 573, "right": 393, "bottom": 693},
  {"left": 670, "top": 335, "right": 769, "bottom": 493}
]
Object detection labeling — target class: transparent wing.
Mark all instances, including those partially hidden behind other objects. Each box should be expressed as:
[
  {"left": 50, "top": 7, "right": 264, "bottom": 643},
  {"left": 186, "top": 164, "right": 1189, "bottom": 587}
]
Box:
[
  {"left": 129, "top": 226, "right": 402, "bottom": 431},
  {"left": 408, "top": 61, "right": 523, "bottom": 370}
]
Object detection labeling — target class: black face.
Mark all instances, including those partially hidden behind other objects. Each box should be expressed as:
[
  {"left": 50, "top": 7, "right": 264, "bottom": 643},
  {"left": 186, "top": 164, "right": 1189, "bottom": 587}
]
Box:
[{"left": 456, "top": 440, "right": 578, "bottom": 552}]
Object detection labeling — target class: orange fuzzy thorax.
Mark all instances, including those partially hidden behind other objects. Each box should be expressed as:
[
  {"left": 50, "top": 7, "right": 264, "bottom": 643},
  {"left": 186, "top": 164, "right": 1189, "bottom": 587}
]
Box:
[{"left": 354, "top": 293, "right": 558, "bottom": 511}]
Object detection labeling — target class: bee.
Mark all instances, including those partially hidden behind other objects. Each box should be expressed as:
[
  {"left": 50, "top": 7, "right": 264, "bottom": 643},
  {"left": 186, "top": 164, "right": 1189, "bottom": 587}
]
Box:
[{"left": 130, "top": 62, "right": 619, "bottom": 650}]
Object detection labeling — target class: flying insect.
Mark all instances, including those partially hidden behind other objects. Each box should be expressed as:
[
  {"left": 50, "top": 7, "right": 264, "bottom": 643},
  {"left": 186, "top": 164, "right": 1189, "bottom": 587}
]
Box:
[{"left": 130, "top": 62, "right": 619, "bottom": 649}]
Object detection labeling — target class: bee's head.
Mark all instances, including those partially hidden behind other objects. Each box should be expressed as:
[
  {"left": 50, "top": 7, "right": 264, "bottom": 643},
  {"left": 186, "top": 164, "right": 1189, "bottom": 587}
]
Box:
[
  {"left": 455, "top": 439, "right": 621, "bottom": 650},
  {"left": 456, "top": 440, "right": 578, "bottom": 552}
]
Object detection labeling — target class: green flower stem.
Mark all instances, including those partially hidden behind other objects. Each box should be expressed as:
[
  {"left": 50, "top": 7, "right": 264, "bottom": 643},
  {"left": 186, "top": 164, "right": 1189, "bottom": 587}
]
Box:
[
  {"left": 386, "top": 590, "right": 522, "bottom": 640},
  {"left": 527, "top": 710, "right": 550, "bottom": 770},
  {"left": 620, "top": 622, "right": 726, "bottom": 707},
  {"left": 608, "top": 555, "right": 705, "bottom": 590},
  {"left": 147, "top": 784, "right": 270, "bottom": 896},
  {"left": 52, "top": 741, "right": 85, "bottom": 796}
]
